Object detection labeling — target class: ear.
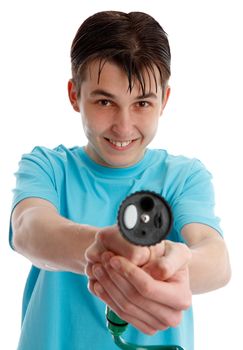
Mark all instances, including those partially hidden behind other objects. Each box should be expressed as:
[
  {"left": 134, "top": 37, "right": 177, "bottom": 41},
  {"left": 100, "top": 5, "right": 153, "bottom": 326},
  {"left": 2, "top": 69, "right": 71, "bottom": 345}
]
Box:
[
  {"left": 160, "top": 85, "right": 171, "bottom": 116},
  {"left": 68, "top": 79, "right": 80, "bottom": 112}
]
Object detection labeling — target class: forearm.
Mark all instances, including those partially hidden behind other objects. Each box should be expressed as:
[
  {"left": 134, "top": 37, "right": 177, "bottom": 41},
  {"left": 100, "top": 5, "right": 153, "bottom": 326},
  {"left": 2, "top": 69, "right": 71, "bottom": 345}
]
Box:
[
  {"left": 12, "top": 205, "right": 97, "bottom": 274},
  {"left": 189, "top": 236, "right": 231, "bottom": 294}
]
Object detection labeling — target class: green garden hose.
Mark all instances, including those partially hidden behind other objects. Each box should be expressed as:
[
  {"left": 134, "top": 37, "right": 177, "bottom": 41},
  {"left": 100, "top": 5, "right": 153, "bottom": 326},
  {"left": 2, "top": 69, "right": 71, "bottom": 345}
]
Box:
[{"left": 106, "top": 308, "right": 184, "bottom": 350}]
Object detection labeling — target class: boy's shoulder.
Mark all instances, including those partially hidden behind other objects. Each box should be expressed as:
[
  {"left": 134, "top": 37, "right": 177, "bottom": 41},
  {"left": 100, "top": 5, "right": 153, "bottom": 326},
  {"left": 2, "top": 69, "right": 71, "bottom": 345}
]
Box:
[
  {"left": 150, "top": 148, "right": 204, "bottom": 170},
  {"left": 30, "top": 144, "right": 79, "bottom": 157},
  {"left": 24, "top": 144, "right": 81, "bottom": 164}
]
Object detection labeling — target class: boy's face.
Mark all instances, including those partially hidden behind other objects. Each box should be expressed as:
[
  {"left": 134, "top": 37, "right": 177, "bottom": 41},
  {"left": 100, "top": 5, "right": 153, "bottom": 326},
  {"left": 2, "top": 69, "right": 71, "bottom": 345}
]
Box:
[{"left": 68, "top": 60, "right": 170, "bottom": 168}]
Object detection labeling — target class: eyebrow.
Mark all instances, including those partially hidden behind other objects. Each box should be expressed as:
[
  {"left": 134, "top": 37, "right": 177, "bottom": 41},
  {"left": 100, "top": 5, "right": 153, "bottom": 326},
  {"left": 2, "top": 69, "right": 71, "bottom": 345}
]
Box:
[
  {"left": 90, "top": 89, "right": 158, "bottom": 100},
  {"left": 90, "top": 89, "right": 115, "bottom": 99},
  {"left": 136, "top": 92, "right": 157, "bottom": 100}
]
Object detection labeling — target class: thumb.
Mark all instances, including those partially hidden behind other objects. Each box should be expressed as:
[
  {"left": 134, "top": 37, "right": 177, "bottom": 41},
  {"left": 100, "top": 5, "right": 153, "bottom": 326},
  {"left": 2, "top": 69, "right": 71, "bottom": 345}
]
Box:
[{"left": 143, "top": 241, "right": 191, "bottom": 281}]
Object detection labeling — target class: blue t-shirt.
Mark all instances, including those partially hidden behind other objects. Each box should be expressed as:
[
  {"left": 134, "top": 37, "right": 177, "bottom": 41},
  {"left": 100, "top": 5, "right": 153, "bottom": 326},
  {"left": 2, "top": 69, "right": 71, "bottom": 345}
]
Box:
[{"left": 10, "top": 145, "right": 222, "bottom": 350}]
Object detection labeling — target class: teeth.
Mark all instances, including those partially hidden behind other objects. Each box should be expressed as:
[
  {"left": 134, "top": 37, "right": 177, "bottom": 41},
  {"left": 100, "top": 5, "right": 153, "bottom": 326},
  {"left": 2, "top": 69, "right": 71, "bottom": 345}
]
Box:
[{"left": 109, "top": 139, "right": 132, "bottom": 147}]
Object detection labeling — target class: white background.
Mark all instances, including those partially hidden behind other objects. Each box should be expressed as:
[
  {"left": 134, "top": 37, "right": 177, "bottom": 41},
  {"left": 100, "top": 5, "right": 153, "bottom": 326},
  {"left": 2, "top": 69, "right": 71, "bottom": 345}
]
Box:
[{"left": 0, "top": 1, "right": 242, "bottom": 349}]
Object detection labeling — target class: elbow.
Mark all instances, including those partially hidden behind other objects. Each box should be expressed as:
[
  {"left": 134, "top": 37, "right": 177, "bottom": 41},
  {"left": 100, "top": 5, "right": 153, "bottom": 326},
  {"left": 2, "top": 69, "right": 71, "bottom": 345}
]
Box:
[
  {"left": 12, "top": 230, "right": 22, "bottom": 254},
  {"left": 11, "top": 212, "right": 27, "bottom": 254},
  {"left": 217, "top": 244, "right": 232, "bottom": 289},
  {"left": 12, "top": 229, "right": 24, "bottom": 253},
  {"left": 221, "top": 257, "right": 232, "bottom": 288}
]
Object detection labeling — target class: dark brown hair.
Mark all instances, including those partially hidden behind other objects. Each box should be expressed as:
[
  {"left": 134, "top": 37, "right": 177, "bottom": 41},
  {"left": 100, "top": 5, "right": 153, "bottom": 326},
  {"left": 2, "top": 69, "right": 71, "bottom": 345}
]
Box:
[{"left": 70, "top": 11, "right": 171, "bottom": 98}]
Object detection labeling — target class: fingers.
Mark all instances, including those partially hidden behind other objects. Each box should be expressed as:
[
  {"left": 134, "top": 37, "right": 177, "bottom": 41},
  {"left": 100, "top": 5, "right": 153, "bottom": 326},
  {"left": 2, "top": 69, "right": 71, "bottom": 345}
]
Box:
[
  {"left": 87, "top": 251, "right": 187, "bottom": 333},
  {"left": 103, "top": 254, "right": 183, "bottom": 328},
  {"left": 85, "top": 237, "right": 192, "bottom": 333},
  {"left": 86, "top": 225, "right": 151, "bottom": 266},
  {"left": 93, "top": 280, "right": 158, "bottom": 335},
  {"left": 109, "top": 254, "right": 192, "bottom": 311},
  {"left": 89, "top": 259, "right": 168, "bottom": 334},
  {"left": 145, "top": 241, "right": 192, "bottom": 281},
  {"left": 85, "top": 225, "right": 151, "bottom": 283}
]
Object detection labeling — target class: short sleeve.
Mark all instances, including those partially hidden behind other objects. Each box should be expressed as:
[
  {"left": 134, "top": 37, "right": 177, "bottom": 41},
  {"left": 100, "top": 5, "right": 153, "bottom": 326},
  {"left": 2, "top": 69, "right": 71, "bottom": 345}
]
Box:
[
  {"left": 9, "top": 146, "right": 60, "bottom": 248},
  {"left": 172, "top": 159, "right": 223, "bottom": 236}
]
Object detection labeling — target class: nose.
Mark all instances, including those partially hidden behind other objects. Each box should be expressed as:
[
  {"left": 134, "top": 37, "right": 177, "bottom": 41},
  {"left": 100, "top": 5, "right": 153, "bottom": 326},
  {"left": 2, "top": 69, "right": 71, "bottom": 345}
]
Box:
[{"left": 111, "top": 108, "right": 134, "bottom": 137}]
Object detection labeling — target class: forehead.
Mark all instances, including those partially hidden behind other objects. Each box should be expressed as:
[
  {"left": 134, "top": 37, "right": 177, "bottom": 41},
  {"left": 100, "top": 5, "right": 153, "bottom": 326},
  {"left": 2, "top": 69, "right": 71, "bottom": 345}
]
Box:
[{"left": 84, "top": 59, "right": 162, "bottom": 95}]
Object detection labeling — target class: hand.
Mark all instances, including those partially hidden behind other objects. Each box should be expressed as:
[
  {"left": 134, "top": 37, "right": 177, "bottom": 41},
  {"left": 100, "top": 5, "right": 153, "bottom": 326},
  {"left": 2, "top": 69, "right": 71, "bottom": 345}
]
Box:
[
  {"left": 143, "top": 240, "right": 192, "bottom": 281},
  {"left": 85, "top": 225, "right": 151, "bottom": 278},
  {"left": 86, "top": 240, "right": 192, "bottom": 335}
]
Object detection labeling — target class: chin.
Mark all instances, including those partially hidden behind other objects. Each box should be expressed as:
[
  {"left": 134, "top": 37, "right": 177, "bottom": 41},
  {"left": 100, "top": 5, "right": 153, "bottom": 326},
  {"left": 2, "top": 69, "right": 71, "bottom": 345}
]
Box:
[{"left": 90, "top": 146, "right": 143, "bottom": 168}]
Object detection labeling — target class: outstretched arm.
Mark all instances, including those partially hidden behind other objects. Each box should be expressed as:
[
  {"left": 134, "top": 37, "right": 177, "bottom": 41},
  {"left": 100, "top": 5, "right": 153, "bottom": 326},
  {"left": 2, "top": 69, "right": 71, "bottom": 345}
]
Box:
[
  {"left": 181, "top": 223, "right": 231, "bottom": 294},
  {"left": 11, "top": 197, "right": 98, "bottom": 274}
]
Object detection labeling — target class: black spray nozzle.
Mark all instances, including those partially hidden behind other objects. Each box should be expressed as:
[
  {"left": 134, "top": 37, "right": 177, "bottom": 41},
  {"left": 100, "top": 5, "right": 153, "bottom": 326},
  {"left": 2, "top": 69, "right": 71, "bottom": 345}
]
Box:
[{"left": 118, "top": 191, "right": 173, "bottom": 246}]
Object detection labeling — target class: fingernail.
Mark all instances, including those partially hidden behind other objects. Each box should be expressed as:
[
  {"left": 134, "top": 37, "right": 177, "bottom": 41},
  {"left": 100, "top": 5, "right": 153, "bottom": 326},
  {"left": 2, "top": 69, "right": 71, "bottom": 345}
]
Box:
[
  {"left": 94, "top": 282, "right": 104, "bottom": 295},
  {"left": 110, "top": 258, "right": 121, "bottom": 270},
  {"left": 93, "top": 266, "right": 103, "bottom": 278}
]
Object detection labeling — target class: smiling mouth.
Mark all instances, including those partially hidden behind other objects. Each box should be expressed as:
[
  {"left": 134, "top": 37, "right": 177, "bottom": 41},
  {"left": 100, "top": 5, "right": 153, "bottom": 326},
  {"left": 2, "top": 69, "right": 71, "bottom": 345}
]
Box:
[
  {"left": 108, "top": 139, "right": 132, "bottom": 147},
  {"left": 104, "top": 137, "right": 139, "bottom": 150},
  {"left": 104, "top": 137, "right": 135, "bottom": 147}
]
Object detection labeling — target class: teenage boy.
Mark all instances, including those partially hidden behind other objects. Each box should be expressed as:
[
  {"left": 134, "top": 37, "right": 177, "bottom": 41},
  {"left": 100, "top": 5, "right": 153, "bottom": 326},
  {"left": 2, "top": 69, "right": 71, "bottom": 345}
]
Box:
[{"left": 10, "top": 11, "right": 231, "bottom": 350}]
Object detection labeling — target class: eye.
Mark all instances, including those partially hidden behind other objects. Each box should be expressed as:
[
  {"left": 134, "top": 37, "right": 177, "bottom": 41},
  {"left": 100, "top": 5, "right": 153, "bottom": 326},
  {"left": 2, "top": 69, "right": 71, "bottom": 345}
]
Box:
[
  {"left": 98, "top": 99, "right": 112, "bottom": 106},
  {"left": 137, "top": 101, "right": 150, "bottom": 108}
]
